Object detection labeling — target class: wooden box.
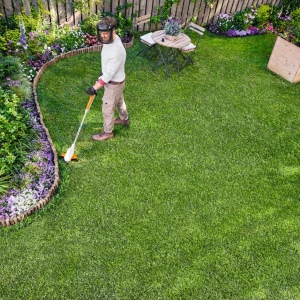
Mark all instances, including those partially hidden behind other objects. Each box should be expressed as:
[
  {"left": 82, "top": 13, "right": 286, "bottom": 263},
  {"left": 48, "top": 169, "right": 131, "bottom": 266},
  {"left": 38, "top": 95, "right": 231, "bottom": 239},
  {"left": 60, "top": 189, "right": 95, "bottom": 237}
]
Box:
[{"left": 267, "top": 36, "right": 300, "bottom": 83}]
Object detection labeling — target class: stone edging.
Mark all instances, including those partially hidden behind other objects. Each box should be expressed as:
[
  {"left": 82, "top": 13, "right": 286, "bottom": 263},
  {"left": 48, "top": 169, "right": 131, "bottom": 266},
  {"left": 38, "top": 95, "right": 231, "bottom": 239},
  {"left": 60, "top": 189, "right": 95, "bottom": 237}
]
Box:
[{"left": 0, "top": 44, "right": 111, "bottom": 227}]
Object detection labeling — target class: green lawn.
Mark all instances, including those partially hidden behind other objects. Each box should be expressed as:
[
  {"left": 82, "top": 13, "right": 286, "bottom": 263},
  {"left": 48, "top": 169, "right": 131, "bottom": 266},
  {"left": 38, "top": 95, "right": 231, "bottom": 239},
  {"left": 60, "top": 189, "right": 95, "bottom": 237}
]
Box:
[{"left": 1, "top": 32, "right": 300, "bottom": 299}]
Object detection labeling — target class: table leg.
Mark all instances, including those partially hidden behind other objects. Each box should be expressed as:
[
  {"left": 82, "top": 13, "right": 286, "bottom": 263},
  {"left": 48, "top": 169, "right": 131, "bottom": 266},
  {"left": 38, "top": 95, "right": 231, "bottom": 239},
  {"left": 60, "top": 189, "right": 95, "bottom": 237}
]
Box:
[{"left": 152, "top": 44, "right": 171, "bottom": 78}]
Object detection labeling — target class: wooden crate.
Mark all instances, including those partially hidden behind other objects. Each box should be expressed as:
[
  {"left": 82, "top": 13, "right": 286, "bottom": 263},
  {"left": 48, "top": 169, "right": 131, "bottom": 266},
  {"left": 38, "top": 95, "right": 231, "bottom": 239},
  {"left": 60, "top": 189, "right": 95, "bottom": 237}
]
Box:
[{"left": 267, "top": 36, "right": 300, "bottom": 83}]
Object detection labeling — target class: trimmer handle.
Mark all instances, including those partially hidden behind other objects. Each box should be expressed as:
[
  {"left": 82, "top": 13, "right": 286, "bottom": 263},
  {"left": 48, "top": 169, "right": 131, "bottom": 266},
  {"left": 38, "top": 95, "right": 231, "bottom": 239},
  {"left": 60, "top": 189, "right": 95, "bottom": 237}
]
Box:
[{"left": 86, "top": 95, "right": 96, "bottom": 110}]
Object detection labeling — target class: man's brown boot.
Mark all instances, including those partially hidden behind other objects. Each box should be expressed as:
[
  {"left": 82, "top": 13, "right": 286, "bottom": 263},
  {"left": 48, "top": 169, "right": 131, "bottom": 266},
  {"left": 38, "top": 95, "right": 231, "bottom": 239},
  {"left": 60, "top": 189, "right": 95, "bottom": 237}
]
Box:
[
  {"left": 114, "top": 118, "right": 130, "bottom": 126},
  {"left": 92, "top": 131, "right": 114, "bottom": 141}
]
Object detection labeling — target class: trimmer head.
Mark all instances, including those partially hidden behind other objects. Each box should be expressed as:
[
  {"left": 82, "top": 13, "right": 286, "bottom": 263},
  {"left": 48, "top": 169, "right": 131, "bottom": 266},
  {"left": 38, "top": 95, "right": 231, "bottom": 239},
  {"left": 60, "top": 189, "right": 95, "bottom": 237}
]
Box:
[{"left": 60, "top": 152, "right": 78, "bottom": 162}]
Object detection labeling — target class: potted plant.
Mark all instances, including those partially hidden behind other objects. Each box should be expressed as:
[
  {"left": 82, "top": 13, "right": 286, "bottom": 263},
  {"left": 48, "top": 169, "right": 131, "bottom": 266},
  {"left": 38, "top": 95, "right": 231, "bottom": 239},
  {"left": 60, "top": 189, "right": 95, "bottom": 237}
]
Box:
[{"left": 164, "top": 16, "right": 182, "bottom": 41}]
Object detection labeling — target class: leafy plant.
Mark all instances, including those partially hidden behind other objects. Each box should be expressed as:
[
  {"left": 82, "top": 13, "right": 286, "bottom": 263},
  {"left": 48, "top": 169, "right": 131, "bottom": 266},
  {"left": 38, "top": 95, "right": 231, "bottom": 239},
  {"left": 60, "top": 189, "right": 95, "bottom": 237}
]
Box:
[
  {"left": 80, "top": 13, "right": 101, "bottom": 36},
  {"left": 53, "top": 25, "right": 85, "bottom": 50},
  {"left": 291, "top": 8, "right": 300, "bottom": 25},
  {"left": 217, "top": 13, "right": 234, "bottom": 32},
  {"left": 114, "top": 4, "right": 134, "bottom": 40},
  {"left": 0, "top": 54, "right": 32, "bottom": 99},
  {"left": 0, "top": 88, "right": 34, "bottom": 176},
  {"left": 152, "top": 0, "right": 179, "bottom": 28},
  {"left": 71, "top": 0, "right": 103, "bottom": 14},
  {"left": 231, "top": 7, "right": 257, "bottom": 31},
  {"left": 255, "top": 4, "right": 273, "bottom": 27},
  {"left": 0, "top": 167, "right": 10, "bottom": 197},
  {"left": 291, "top": 25, "right": 300, "bottom": 45},
  {"left": 102, "top": 4, "right": 135, "bottom": 43},
  {"left": 282, "top": 0, "right": 300, "bottom": 12}
]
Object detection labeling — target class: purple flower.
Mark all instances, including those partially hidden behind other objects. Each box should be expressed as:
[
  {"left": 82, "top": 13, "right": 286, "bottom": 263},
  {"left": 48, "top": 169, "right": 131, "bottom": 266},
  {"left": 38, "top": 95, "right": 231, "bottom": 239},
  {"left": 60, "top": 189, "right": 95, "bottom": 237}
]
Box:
[{"left": 227, "top": 29, "right": 238, "bottom": 37}]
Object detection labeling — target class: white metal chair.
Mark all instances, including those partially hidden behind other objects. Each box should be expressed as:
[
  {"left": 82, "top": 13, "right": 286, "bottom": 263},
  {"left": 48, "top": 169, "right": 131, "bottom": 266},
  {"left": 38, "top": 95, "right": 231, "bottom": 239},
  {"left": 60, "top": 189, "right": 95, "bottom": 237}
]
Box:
[
  {"left": 136, "top": 14, "right": 157, "bottom": 60},
  {"left": 179, "top": 22, "right": 206, "bottom": 69}
]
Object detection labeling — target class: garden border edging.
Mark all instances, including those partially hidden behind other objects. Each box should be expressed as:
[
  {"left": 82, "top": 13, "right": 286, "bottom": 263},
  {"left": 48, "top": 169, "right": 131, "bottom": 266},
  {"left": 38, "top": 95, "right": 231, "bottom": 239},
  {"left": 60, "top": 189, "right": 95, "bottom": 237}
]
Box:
[{"left": 1, "top": 45, "right": 104, "bottom": 227}]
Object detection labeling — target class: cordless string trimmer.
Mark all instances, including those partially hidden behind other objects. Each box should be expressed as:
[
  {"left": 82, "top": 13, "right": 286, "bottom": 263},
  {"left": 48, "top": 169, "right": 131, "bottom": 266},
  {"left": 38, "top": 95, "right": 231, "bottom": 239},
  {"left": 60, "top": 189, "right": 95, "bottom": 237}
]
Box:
[{"left": 61, "top": 94, "right": 96, "bottom": 163}]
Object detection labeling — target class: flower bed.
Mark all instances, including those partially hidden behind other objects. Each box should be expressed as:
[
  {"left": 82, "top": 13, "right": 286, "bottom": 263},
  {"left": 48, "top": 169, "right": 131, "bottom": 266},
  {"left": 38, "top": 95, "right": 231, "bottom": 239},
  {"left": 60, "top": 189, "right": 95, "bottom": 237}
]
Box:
[{"left": 206, "top": 4, "right": 300, "bottom": 48}]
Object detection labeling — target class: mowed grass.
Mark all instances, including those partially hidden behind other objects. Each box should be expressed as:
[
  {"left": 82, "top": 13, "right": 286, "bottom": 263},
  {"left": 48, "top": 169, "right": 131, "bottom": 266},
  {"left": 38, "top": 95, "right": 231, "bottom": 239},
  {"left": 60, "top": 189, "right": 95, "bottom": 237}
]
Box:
[{"left": 1, "top": 32, "right": 300, "bottom": 299}]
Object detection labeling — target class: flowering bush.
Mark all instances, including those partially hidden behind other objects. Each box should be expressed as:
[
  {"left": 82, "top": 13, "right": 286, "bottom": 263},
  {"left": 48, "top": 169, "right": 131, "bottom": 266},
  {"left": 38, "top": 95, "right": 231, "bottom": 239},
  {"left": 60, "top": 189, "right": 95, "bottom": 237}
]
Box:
[{"left": 84, "top": 33, "right": 99, "bottom": 47}]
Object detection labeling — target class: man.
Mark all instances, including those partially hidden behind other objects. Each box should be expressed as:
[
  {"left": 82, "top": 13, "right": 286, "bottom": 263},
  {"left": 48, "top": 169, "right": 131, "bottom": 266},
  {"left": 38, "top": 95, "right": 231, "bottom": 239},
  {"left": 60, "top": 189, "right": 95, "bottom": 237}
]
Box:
[{"left": 86, "top": 16, "right": 129, "bottom": 141}]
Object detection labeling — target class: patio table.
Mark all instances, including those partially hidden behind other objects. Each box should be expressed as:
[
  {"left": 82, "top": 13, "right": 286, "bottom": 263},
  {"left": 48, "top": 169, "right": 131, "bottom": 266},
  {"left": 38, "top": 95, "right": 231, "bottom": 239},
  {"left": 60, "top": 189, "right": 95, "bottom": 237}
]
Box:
[
  {"left": 151, "top": 30, "right": 191, "bottom": 78},
  {"left": 152, "top": 30, "right": 191, "bottom": 78}
]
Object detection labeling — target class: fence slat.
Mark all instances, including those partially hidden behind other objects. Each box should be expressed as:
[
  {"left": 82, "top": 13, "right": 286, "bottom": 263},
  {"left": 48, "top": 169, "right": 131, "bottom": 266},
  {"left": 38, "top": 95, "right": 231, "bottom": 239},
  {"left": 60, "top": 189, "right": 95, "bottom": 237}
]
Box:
[
  {"left": 196, "top": 0, "right": 206, "bottom": 25},
  {"left": 225, "top": 0, "right": 234, "bottom": 13},
  {"left": 23, "top": 0, "right": 31, "bottom": 15},
  {"left": 48, "top": 0, "right": 58, "bottom": 24},
  {"left": 0, "top": 0, "right": 6, "bottom": 19},
  {"left": 213, "top": 0, "right": 224, "bottom": 23},
  {"left": 137, "top": 0, "right": 145, "bottom": 31},
  {"left": 12, "top": 0, "right": 21, "bottom": 13},
  {"left": 200, "top": 1, "right": 210, "bottom": 24},
  {"left": 180, "top": 0, "right": 190, "bottom": 24},
  {"left": 3, "top": 0, "right": 13, "bottom": 17},
  {"left": 104, "top": 0, "right": 110, "bottom": 13},
  {"left": 207, "top": 0, "right": 218, "bottom": 23},
  {"left": 65, "top": 0, "right": 73, "bottom": 25},
  {"left": 90, "top": 1, "right": 97, "bottom": 14},
  {"left": 230, "top": 0, "right": 239, "bottom": 15},
  {"left": 143, "top": 0, "right": 153, "bottom": 31},
  {"left": 186, "top": 0, "right": 195, "bottom": 23},
  {"left": 31, "top": 0, "right": 38, "bottom": 8},
  {"left": 241, "top": 0, "right": 249, "bottom": 10}
]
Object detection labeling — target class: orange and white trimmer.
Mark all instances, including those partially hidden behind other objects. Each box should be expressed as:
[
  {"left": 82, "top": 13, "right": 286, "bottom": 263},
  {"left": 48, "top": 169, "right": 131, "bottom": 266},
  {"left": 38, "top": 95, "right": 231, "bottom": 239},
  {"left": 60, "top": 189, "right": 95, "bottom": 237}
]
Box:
[{"left": 61, "top": 95, "right": 96, "bottom": 163}]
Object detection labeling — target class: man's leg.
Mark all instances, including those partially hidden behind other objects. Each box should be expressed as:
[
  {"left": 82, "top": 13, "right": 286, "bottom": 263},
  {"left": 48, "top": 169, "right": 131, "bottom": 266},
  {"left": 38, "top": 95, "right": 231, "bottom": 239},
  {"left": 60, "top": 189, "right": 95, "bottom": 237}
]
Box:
[
  {"left": 93, "top": 84, "right": 115, "bottom": 141},
  {"left": 115, "top": 82, "right": 129, "bottom": 125}
]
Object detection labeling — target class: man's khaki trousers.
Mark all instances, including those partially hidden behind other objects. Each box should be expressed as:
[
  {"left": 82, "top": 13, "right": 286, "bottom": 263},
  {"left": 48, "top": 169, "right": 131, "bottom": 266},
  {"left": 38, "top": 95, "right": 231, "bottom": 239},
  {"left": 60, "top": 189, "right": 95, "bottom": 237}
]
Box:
[{"left": 102, "top": 82, "right": 128, "bottom": 133}]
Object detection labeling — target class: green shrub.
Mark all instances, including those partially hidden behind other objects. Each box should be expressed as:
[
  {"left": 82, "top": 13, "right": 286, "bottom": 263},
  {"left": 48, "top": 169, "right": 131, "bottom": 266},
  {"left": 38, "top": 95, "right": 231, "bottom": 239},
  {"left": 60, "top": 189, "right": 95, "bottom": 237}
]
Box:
[
  {"left": 291, "top": 8, "right": 300, "bottom": 25},
  {"left": 0, "top": 54, "right": 32, "bottom": 100},
  {"left": 80, "top": 13, "right": 101, "bottom": 35},
  {"left": 0, "top": 29, "right": 25, "bottom": 57},
  {"left": 0, "top": 88, "right": 34, "bottom": 177},
  {"left": 0, "top": 166, "right": 10, "bottom": 196},
  {"left": 0, "top": 15, "right": 8, "bottom": 36},
  {"left": 231, "top": 7, "right": 257, "bottom": 31},
  {"left": 283, "top": 0, "right": 300, "bottom": 11},
  {"left": 0, "top": 54, "right": 20, "bottom": 79},
  {"left": 255, "top": 4, "right": 272, "bottom": 27},
  {"left": 291, "top": 25, "right": 300, "bottom": 45}
]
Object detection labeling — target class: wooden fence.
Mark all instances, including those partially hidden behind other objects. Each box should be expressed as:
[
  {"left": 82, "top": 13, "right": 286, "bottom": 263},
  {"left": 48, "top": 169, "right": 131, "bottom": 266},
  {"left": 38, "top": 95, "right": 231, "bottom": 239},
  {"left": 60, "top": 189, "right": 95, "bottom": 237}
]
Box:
[{"left": 0, "top": 0, "right": 283, "bottom": 30}]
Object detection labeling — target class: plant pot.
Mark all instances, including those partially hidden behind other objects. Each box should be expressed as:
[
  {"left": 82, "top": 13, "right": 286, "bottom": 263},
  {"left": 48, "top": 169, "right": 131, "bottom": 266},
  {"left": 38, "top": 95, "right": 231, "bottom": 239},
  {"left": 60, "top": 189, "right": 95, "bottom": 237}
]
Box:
[
  {"left": 164, "top": 34, "right": 179, "bottom": 41},
  {"left": 267, "top": 36, "right": 300, "bottom": 83},
  {"left": 122, "top": 36, "right": 134, "bottom": 49}
]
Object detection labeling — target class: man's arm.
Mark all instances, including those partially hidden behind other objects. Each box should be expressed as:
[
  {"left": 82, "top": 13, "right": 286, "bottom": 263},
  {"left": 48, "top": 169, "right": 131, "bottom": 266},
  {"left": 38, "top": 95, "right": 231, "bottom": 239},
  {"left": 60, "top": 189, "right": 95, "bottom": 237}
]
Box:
[{"left": 86, "top": 77, "right": 105, "bottom": 95}]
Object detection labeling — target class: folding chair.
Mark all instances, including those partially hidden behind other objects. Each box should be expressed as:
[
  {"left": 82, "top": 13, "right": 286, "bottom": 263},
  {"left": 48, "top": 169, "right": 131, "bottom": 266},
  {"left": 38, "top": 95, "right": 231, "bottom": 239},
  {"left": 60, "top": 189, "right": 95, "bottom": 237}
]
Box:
[
  {"left": 179, "top": 22, "right": 205, "bottom": 70},
  {"left": 136, "top": 14, "right": 157, "bottom": 60}
]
